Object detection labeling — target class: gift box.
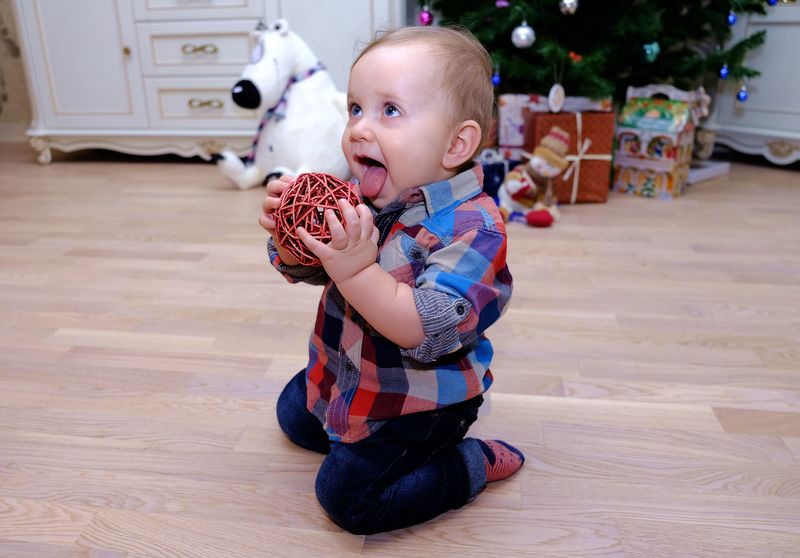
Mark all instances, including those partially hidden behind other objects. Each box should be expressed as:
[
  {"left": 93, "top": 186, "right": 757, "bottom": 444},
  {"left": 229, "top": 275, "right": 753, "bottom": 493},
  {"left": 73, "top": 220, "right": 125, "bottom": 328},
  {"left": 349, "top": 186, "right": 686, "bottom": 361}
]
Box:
[
  {"left": 497, "top": 94, "right": 612, "bottom": 148},
  {"left": 523, "top": 111, "right": 615, "bottom": 204},
  {"left": 612, "top": 97, "right": 695, "bottom": 199},
  {"left": 474, "top": 147, "right": 520, "bottom": 202},
  {"left": 612, "top": 85, "right": 707, "bottom": 199}
]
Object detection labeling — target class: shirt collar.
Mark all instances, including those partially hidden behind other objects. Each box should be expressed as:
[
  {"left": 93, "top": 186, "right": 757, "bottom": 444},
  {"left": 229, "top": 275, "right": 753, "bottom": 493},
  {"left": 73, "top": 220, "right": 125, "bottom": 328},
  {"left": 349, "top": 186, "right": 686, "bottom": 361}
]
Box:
[{"left": 397, "top": 165, "right": 484, "bottom": 216}]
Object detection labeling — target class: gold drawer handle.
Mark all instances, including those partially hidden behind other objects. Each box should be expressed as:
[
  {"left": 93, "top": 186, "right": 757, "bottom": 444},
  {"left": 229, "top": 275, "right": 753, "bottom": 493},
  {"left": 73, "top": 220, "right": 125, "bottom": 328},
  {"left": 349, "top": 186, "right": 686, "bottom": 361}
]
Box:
[
  {"left": 188, "top": 98, "right": 224, "bottom": 109},
  {"left": 181, "top": 43, "right": 219, "bottom": 55}
]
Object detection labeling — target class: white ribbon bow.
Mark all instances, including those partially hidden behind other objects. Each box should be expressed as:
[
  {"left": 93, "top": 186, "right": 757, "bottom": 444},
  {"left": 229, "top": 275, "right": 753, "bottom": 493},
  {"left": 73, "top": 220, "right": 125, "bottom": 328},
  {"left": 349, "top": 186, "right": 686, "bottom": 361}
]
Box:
[{"left": 561, "top": 112, "right": 613, "bottom": 204}]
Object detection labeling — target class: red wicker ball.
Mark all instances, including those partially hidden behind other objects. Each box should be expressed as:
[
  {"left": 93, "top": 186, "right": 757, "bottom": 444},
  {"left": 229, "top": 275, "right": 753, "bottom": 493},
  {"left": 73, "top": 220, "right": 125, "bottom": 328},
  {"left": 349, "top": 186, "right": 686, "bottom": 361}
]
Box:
[{"left": 274, "top": 173, "right": 361, "bottom": 266}]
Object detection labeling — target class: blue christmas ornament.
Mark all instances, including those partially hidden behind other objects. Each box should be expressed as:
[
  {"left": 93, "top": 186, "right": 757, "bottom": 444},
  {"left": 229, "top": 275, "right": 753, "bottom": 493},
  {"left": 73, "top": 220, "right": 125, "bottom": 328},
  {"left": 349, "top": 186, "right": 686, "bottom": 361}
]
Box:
[
  {"left": 767, "top": 0, "right": 778, "bottom": 5},
  {"left": 719, "top": 64, "right": 729, "bottom": 79},
  {"left": 737, "top": 84, "right": 748, "bottom": 102},
  {"left": 727, "top": 10, "right": 737, "bottom": 25},
  {"left": 491, "top": 72, "right": 501, "bottom": 87}
]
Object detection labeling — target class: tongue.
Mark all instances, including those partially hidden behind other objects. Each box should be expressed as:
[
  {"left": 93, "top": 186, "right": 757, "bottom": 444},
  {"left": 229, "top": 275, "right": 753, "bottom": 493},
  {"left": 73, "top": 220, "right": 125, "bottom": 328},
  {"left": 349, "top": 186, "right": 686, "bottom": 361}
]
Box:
[{"left": 361, "top": 166, "right": 387, "bottom": 198}]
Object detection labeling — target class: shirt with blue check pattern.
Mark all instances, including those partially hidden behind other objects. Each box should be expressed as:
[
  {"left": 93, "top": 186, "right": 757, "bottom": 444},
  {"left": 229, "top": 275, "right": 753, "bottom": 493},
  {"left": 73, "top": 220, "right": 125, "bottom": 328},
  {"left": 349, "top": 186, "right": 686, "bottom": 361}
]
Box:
[{"left": 268, "top": 166, "right": 513, "bottom": 442}]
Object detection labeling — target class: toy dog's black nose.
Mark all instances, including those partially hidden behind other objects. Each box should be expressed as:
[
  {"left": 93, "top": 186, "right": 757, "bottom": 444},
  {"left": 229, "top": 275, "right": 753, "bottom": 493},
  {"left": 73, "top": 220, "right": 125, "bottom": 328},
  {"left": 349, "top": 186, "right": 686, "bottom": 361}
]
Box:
[{"left": 231, "top": 80, "right": 261, "bottom": 109}]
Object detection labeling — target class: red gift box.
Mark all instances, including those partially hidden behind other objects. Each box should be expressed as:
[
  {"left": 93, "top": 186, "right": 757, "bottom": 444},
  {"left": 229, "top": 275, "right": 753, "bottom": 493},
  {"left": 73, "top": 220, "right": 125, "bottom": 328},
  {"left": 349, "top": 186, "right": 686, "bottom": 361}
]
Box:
[{"left": 523, "top": 111, "right": 615, "bottom": 204}]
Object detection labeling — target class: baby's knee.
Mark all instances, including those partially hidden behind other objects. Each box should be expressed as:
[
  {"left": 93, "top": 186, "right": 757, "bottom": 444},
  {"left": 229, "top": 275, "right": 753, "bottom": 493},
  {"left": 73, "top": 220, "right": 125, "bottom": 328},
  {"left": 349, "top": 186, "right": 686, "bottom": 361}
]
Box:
[{"left": 315, "top": 466, "right": 377, "bottom": 535}]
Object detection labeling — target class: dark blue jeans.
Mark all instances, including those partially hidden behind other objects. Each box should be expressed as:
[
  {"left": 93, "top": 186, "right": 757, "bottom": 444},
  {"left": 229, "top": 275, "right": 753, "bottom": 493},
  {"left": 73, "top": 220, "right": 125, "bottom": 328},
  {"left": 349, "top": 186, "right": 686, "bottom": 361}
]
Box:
[{"left": 276, "top": 370, "right": 487, "bottom": 534}]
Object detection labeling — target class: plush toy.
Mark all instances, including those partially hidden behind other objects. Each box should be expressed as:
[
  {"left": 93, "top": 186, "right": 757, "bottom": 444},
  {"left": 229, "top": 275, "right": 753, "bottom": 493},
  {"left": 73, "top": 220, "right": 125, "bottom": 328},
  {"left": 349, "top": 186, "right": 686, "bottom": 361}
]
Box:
[
  {"left": 218, "top": 20, "right": 350, "bottom": 190},
  {"left": 497, "top": 126, "right": 571, "bottom": 227}
]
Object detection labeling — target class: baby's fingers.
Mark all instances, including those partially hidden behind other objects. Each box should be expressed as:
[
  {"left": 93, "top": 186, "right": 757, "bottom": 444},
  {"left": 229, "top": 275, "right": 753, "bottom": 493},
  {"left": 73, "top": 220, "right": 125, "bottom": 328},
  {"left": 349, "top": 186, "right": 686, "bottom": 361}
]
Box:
[
  {"left": 356, "top": 204, "right": 376, "bottom": 241},
  {"left": 297, "top": 227, "right": 329, "bottom": 258},
  {"left": 338, "top": 199, "right": 362, "bottom": 243},
  {"left": 324, "top": 208, "right": 347, "bottom": 250}
]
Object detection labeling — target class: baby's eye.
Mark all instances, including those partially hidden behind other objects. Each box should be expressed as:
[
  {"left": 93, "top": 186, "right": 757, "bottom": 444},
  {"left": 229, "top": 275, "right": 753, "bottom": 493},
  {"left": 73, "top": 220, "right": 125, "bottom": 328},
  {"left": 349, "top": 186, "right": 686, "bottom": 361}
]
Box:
[
  {"left": 349, "top": 104, "right": 362, "bottom": 117},
  {"left": 384, "top": 104, "right": 400, "bottom": 117}
]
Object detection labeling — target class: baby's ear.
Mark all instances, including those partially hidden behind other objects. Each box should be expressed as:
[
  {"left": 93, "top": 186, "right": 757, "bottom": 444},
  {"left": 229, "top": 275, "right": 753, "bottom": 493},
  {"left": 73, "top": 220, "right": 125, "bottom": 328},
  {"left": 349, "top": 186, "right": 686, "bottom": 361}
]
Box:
[{"left": 442, "top": 120, "right": 481, "bottom": 170}]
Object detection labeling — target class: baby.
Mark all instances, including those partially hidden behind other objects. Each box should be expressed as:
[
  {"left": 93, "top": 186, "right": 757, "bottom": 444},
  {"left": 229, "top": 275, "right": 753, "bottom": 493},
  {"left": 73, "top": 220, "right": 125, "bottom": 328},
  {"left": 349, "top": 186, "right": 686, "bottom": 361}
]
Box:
[{"left": 259, "top": 25, "right": 523, "bottom": 534}]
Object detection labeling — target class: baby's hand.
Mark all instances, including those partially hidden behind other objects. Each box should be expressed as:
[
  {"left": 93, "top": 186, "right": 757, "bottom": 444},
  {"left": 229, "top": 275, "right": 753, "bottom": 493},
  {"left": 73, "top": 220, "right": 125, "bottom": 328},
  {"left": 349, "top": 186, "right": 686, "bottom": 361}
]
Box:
[
  {"left": 258, "top": 174, "right": 294, "bottom": 235},
  {"left": 259, "top": 174, "right": 302, "bottom": 266},
  {"left": 298, "top": 199, "right": 379, "bottom": 284}
]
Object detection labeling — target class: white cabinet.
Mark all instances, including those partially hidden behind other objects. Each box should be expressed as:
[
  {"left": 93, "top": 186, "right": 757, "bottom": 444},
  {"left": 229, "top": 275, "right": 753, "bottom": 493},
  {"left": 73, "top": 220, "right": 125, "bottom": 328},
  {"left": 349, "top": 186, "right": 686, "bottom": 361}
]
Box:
[
  {"left": 705, "top": 3, "right": 800, "bottom": 165},
  {"left": 15, "top": 0, "right": 148, "bottom": 132},
  {"left": 14, "top": 0, "right": 406, "bottom": 164}
]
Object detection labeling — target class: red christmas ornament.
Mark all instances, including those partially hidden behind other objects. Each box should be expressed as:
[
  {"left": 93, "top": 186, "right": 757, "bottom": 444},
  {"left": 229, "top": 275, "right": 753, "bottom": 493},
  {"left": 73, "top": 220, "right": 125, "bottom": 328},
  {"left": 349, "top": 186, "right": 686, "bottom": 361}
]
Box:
[
  {"left": 568, "top": 51, "right": 583, "bottom": 62},
  {"left": 273, "top": 173, "right": 361, "bottom": 266}
]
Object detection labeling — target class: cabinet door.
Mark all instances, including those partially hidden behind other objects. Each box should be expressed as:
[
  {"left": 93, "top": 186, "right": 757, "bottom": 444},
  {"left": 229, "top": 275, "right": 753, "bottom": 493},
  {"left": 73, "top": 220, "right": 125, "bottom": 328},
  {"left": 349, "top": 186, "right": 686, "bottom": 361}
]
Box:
[
  {"left": 17, "top": 0, "right": 148, "bottom": 129},
  {"left": 711, "top": 6, "right": 800, "bottom": 145},
  {"left": 274, "top": 0, "right": 407, "bottom": 91}
]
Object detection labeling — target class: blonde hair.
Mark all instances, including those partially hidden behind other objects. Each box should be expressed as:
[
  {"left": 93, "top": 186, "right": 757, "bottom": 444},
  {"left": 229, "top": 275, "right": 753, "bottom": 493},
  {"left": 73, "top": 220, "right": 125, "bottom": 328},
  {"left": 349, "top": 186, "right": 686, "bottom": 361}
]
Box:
[{"left": 354, "top": 26, "right": 494, "bottom": 154}]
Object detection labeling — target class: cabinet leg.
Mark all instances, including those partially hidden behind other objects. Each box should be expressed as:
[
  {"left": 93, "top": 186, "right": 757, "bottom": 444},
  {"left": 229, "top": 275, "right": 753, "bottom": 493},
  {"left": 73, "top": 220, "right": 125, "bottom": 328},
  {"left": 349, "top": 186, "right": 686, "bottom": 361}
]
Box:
[{"left": 30, "top": 136, "right": 52, "bottom": 164}]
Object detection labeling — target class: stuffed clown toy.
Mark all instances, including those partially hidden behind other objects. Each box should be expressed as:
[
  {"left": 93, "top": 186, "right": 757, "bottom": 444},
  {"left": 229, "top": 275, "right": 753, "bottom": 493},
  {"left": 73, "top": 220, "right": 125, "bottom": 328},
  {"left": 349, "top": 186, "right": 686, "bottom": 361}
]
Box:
[{"left": 497, "top": 126, "right": 571, "bottom": 227}]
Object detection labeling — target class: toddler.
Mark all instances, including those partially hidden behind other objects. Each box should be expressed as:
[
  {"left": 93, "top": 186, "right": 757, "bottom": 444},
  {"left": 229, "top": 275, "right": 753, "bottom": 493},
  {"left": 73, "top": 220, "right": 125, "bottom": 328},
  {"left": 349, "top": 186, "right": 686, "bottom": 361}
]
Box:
[{"left": 259, "top": 25, "right": 523, "bottom": 534}]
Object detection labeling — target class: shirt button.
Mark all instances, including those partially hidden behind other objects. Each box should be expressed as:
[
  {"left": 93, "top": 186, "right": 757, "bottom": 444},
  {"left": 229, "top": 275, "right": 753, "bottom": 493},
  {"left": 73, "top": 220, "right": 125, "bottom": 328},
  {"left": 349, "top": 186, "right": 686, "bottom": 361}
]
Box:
[{"left": 455, "top": 303, "right": 466, "bottom": 315}]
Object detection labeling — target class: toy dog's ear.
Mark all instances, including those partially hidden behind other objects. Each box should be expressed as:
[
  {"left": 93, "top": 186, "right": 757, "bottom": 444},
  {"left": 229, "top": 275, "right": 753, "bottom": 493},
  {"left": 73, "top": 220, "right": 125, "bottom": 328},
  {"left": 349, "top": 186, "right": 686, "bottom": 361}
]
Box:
[{"left": 270, "top": 19, "right": 290, "bottom": 36}]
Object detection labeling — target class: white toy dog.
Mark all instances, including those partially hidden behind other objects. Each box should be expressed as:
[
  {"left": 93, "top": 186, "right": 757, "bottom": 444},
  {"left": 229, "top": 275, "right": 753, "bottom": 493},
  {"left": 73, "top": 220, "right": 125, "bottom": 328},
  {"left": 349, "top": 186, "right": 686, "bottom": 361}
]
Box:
[{"left": 218, "top": 19, "right": 350, "bottom": 190}]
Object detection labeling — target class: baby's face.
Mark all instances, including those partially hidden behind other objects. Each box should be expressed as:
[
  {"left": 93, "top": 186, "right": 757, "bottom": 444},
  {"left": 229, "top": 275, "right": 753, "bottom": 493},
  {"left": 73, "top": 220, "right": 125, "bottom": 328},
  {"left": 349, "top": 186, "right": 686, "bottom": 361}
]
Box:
[{"left": 342, "top": 43, "right": 457, "bottom": 209}]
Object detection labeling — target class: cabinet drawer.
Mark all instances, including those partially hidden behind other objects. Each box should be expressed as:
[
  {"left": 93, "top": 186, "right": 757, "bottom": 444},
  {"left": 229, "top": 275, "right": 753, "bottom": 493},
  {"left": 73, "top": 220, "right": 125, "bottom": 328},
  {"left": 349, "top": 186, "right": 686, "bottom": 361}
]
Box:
[
  {"left": 145, "top": 77, "right": 258, "bottom": 129},
  {"left": 137, "top": 20, "right": 259, "bottom": 76},
  {"left": 133, "top": 0, "right": 267, "bottom": 21}
]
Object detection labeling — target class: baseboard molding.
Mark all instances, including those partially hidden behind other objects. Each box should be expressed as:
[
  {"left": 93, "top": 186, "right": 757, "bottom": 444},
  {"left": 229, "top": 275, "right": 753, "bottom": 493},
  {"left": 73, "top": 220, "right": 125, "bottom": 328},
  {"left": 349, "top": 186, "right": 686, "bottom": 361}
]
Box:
[{"left": 0, "top": 123, "right": 28, "bottom": 143}]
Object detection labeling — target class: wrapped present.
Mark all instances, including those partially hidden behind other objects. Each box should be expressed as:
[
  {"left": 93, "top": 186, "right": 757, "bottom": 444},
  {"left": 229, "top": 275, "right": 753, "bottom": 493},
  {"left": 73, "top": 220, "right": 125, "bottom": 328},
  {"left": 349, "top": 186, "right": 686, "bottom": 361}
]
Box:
[
  {"left": 612, "top": 85, "right": 707, "bottom": 199},
  {"left": 498, "top": 94, "right": 612, "bottom": 148},
  {"left": 497, "top": 94, "right": 543, "bottom": 147},
  {"left": 523, "top": 111, "right": 615, "bottom": 204},
  {"left": 475, "top": 147, "right": 520, "bottom": 202}
]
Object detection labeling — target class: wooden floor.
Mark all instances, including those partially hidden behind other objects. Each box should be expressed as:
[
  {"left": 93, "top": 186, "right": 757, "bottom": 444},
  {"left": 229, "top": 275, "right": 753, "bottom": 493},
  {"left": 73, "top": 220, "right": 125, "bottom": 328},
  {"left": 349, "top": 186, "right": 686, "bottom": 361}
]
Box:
[{"left": 1, "top": 143, "right": 799, "bottom": 557}]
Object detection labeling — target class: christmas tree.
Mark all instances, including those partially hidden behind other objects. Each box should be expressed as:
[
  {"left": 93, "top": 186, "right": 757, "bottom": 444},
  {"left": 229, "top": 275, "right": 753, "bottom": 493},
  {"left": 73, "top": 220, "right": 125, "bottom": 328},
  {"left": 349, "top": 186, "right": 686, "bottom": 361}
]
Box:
[{"left": 420, "top": 0, "right": 767, "bottom": 103}]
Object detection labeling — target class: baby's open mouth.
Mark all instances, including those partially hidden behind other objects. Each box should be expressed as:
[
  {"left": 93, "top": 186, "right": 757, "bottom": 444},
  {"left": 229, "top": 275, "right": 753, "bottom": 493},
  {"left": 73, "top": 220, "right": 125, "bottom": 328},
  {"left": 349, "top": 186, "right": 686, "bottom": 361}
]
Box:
[{"left": 356, "top": 156, "right": 388, "bottom": 197}]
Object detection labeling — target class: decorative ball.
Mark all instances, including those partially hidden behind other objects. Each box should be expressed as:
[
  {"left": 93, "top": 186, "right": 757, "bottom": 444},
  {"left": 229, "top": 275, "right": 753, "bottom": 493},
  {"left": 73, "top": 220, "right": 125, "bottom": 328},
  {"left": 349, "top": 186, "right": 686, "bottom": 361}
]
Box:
[
  {"left": 727, "top": 10, "right": 737, "bottom": 25},
  {"left": 736, "top": 85, "right": 749, "bottom": 102},
  {"left": 274, "top": 173, "right": 361, "bottom": 266},
  {"left": 491, "top": 72, "right": 501, "bottom": 87},
  {"left": 495, "top": 0, "right": 510, "bottom": 6},
  {"left": 642, "top": 41, "right": 660, "bottom": 63},
  {"left": 547, "top": 83, "right": 565, "bottom": 112},
  {"left": 559, "top": 0, "right": 579, "bottom": 15},
  {"left": 719, "top": 63, "right": 729, "bottom": 79},
  {"left": 511, "top": 21, "right": 535, "bottom": 48},
  {"left": 418, "top": 6, "right": 433, "bottom": 26},
  {"left": 767, "top": 0, "right": 778, "bottom": 5}
]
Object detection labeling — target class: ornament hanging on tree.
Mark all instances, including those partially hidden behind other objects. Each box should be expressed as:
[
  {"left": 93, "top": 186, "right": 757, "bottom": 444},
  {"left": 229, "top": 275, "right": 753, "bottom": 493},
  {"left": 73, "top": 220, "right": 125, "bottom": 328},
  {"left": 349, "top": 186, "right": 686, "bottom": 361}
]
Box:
[
  {"left": 492, "top": 63, "right": 502, "bottom": 87},
  {"left": 767, "top": 0, "right": 778, "bottom": 5},
  {"left": 727, "top": 10, "right": 737, "bottom": 25},
  {"left": 511, "top": 20, "right": 536, "bottom": 48},
  {"left": 548, "top": 83, "right": 565, "bottom": 112},
  {"left": 418, "top": 5, "right": 433, "bottom": 26},
  {"left": 737, "top": 83, "right": 748, "bottom": 102},
  {"left": 495, "top": 0, "right": 510, "bottom": 7},
  {"left": 559, "top": 0, "right": 579, "bottom": 15},
  {"left": 642, "top": 42, "right": 661, "bottom": 63},
  {"left": 719, "top": 63, "right": 729, "bottom": 79}
]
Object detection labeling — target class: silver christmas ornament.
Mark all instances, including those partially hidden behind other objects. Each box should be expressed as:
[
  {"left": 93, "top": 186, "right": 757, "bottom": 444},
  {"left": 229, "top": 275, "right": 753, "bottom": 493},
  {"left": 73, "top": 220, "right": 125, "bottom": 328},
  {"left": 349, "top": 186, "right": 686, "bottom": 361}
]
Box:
[
  {"left": 559, "top": 0, "right": 579, "bottom": 15},
  {"left": 511, "top": 20, "right": 535, "bottom": 48}
]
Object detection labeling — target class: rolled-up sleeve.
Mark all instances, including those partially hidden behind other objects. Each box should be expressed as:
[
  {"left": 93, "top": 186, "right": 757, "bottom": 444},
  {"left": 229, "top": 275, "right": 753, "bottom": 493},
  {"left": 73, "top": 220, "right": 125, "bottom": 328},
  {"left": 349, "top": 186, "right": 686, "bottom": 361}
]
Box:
[
  {"left": 400, "top": 228, "right": 512, "bottom": 362},
  {"left": 267, "top": 237, "right": 328, "bottom": 285}
]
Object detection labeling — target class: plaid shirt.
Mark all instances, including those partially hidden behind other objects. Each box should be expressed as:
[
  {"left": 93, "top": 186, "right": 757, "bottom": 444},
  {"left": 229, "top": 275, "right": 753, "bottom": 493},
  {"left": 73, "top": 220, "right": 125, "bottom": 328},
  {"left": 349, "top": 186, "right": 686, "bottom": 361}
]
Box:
[{"left": 268, "top": 166, "right": 513, "bottom": 442}]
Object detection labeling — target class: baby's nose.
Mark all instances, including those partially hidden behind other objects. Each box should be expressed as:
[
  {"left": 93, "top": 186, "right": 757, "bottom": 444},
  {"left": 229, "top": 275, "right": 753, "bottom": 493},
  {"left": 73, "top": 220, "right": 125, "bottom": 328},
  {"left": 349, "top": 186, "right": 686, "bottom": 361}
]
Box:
[{"left": 349, "top": 118, "right": 373, "bottom": 141}]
